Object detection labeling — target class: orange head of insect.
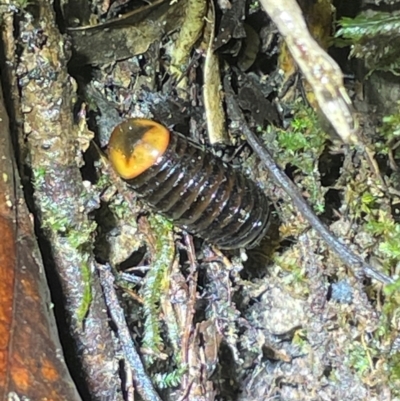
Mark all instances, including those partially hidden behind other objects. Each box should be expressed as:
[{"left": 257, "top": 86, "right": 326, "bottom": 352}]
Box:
[{"left": 108, "top": 118, "right": 170, "bottom": 179}]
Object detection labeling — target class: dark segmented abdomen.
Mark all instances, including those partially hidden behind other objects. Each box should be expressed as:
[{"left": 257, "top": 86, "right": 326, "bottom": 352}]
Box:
[{"left": 125, "top": 132, "right": 270, "bottom": 249}]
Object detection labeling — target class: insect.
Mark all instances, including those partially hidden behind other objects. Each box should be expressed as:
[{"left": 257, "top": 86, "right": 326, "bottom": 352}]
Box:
[{"left": 108, "top": 118, "right": 270, "bottom": 249}]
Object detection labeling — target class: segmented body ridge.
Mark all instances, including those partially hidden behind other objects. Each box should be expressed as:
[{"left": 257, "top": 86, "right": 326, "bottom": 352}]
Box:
[{"left": 123, "top": 131, "right": 270, "bottom": 249}]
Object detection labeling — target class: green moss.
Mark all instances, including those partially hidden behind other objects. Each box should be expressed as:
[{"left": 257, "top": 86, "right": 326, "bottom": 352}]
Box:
[
  {"left": 383, "top": 278, "right": 400, "bottom": 298},
  {"left": 39, "top": 219, "right": 94, "bottom": 325},
  {"left": 153, "top": 365, "right": 187, "bottom": 389},
  {"left": 342, "top": 264, "right": 400, "bottom": 391},
  {"left": 33, "top": 166, "right": 47, "bottom": 182},
  {"left": 32, "top": 168, "right": 96, "bottom": 325},
  {"left": 108, "top": 195, "right": 134, "bottom": 221},
  {"left": 378, "top": 289, "right": 400, "bottom": 393},
  {"left": 42, "top": 213, "right": 70, "bottom": 233},
  {"left": 249, "top": 0, "right": 259, "bottom": 12},
  {"left": 141, "top": 214, "right": 175, "bottom": 363},
  {"left": 40, "top": 190, "right": 96, "bottom": 251},
  {"left": 347, "top": 341, "right": 375, "bottom": 376},
  {"left": 275, "top": 252, "right": 309, "bottom": 296},
  {"left": 276, "top": 104, "right": 327, "bottom": 157},
  {"left": 388, "top": 353, "right": 400, "bottom": 386},
  {"left": 76, "top": 260, "right": 92, "bottom": 322},
  {"left": 70, "top": 222, "right": 96, "bottom": 249},
  {"left": 376, "top": 106, "right": 400, "bottom": 155},
  {"left": 380, "top": 109, "right": 400, "bottom": 143},
  {"left": 336, "top": 12, "right": 400, "bottom": 75},
  {"left": 95, "top": 169, "right": 113, "bottom": 191},
  {"left": 340, "top": 149, "right": 400, "bottom": 394},
  {"left": 292, "top": 329, "right": 310, "bottom": 354},
  {"left": 365, "top": 211, "right": 400, "bottom": 267},
  {"left": 260, "top": 103, "right": 328, "bottom": 215}
]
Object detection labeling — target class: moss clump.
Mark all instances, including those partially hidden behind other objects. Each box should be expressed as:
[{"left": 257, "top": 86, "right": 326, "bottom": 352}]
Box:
[
  {"left": 336, "top": 12, "right": 400, "bottom": 75},
  {"left": 257, "top": 102, "right": 328, "bottom": 232},
  {"left": 141, "top": 214, "right": 175, "bottom": 361}
]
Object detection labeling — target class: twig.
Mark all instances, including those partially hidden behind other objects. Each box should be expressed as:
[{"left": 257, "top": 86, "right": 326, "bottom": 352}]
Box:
[
  {"left": 97, "top": 263, "right": 163, "bottom": 401},
  {"left": 232, "top": 101, "right": 393, "bottom": 284},
  {"left": 181, "top": 233, "right": 198, "bottom": 389},
  {"left": 259, "top": 0, "right": 359, "bottom": 145},
  {"left": 251, "top": 0, "right": 389, "bottom": 195}
]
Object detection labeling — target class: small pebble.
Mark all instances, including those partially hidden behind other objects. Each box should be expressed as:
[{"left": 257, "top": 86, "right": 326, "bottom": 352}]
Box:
[{"left": 331, "top": 280, "right": 353, "bottom": 304}]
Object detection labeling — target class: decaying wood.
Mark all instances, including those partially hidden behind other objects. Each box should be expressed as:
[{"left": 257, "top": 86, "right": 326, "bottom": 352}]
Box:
[
  {"left": 0, "top": 80, "right": 82, "bottom": 401},
  {"left": 1, "top": 1, "right": 123, "bottom": 399}
]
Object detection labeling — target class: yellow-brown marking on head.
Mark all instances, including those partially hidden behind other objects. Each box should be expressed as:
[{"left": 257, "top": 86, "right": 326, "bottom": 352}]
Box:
[{"left": 108, "top": 118, "right": 170, "bottom": 179}]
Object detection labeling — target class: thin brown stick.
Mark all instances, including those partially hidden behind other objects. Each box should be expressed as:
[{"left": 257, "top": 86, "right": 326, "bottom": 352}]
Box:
[
  {"left": 97, "top": 263, "right": 163, "bottom": 401},
  {"left": 181, "top": 233, "right": 198, "bottom": 388},
  {"left": 234, "top": 104, "right": 393, "bottom": 285},
  {"left": 259, "top": 0, "right": 359, "bottom": 145}
]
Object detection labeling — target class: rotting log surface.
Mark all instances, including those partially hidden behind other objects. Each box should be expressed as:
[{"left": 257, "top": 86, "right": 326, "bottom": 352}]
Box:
[
  {"left": 10, "top": 3, "right": 122, "bottom": 400},
  {"left": 0, "top": 79, "right": 82, "bottom": 399}
]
